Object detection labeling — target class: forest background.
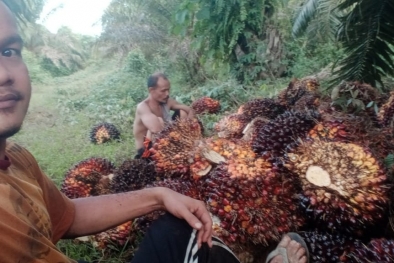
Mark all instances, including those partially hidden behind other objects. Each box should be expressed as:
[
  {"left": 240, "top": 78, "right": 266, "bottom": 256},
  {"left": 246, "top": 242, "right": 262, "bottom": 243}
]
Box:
[{"left": 6, "top": 0, "right": 394, "bottom": 261}]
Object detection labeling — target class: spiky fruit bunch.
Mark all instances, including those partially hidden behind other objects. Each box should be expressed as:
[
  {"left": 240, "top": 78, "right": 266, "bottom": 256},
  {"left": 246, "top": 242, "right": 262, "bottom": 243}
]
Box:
[
  {"left": 191, "top": 96, "right": 221, "bottom": 114},
  {"left": 277, "top": 77, "right": 320, "bottom": 107},
  {"left": 346, "top": 239, "right": 394, "bottom": 263},
  {"left": 110, "top": 159, "right": 158, "bottom": 193},
  {"left": 90, "top": 122, "right": 120, "bottom": 144},
  {"left": 202, "top": 163, "right": 304, "bottom": 245},
  {"left": 61, "top": 158, "right": 115, "bottom": 198},
  {"left": 377, "top": 91, "right": 394, "bottom": 127},
  {"left": 251, "top": 111, "right": 319, "bottom": 157},
  {"left": 149, "top": 118, "right": 202, "bottom": 175},
  {"left": 299, "top": 231, "right": 362, "bottom": 263},
  {"left": 94, "top": 221, "right": 134, "bottom": 250},
  {"left": 214, "top": 113, "right": 250, "bottom": 139},
  {"left": 237, "top": 98, "right": 286, "bottom": 121},
  {"left": 285, "top": 139, "right": 389, "bottom": 233},
  {"left": 292, "top": 93, "right": 321, "bottom": 111}
]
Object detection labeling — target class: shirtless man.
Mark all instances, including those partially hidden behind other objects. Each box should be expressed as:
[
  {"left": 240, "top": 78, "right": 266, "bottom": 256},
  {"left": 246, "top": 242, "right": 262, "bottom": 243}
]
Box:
[{"left": 133, "top": 73, "right": 195, "bottom": 158}]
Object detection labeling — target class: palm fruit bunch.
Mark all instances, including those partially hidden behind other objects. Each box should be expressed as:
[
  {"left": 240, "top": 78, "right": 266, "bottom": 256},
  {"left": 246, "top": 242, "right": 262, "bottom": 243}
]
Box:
[
  {"left": 292, "top": 92, "right": 321, "bottom": 111},
  {"left": 377, "top": 91, "right": 394, "bottom": 127},
  {"left": 61, "top": 157, "right": 115, "bottom": 198},
  {"left": 345, "top": 239, "right": 394, "bottom": 262},
  {"left": 214, "top": 113, "right": 250, "bottom": 139},
  {"left": 93, "top": 221, "right": 135, "bottom": 250},
  {"left": 110, "top": 159, "right": 158, "bottom": 193},
  {"left": 201, "top": 158, "right": 304, "bottom": 246},
  {"left": 251, "top": 111, "right": 319, "bottom": 157},
  {"left": 284, "top": 139, "right": 390, "bottom": 234},
  {"left": 330, "top": 81, "right": 380, "bottom": 114},
  {"left": 277, "top": 77, "right": 320, "bottom": 107},
  {"left": 149, "top": 118, "right": 203, "bottom": 175},
  {"left": 298, "top": 231, "right": 362, "bottom": 263},
  {"left": 90, "top": 122, "right": 121, "bottom": 144},
  {"left": 191, "top": 96, "right": 221, "bottom": 114},
  {"left": 237, "top": 98, "right": 286, "bottom": 121}
]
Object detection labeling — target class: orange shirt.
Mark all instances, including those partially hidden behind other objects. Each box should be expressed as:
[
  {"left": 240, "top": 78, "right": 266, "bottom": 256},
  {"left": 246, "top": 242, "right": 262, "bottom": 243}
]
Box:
[{"left": 0, "top": 142, "right": 76, "bottom": 263}]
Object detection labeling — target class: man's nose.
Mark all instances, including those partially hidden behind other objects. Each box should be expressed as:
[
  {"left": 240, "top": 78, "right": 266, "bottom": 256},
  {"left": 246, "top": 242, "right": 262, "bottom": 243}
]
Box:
[{"left": 0, "top": 59, "right": 13, "bottom": 87}]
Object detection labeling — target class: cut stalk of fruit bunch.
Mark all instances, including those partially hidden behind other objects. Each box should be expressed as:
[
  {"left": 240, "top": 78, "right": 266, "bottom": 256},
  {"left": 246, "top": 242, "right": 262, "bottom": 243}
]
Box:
[{"left": 285, "top": 139, "right": 390, "bottom": 234}]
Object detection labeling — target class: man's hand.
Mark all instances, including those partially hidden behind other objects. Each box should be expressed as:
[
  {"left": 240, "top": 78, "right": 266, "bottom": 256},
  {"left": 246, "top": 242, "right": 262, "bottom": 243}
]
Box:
[{"left": 157, "top": 188, "right": 213, "bottom": 248}]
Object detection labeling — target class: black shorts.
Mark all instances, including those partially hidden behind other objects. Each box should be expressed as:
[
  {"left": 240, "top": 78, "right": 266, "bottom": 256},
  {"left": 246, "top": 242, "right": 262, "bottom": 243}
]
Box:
[{"left": 131, "top": 214, "right": 240, "bottom": 263}]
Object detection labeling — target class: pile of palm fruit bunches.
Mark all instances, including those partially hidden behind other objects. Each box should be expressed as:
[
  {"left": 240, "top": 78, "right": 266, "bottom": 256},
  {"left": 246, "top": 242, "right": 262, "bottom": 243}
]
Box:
[{"left": 61, "top": 78, "right": 394, "bottom": 263}]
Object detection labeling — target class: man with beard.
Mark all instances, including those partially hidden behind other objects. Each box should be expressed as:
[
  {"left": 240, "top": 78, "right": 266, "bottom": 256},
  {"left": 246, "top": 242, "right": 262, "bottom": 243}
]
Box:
[
  {"left": 0, "top": 1, "right": 309, "bottom": 263},
  {"left": 133, "top": 73, "right": 195, "bottom": 159}
]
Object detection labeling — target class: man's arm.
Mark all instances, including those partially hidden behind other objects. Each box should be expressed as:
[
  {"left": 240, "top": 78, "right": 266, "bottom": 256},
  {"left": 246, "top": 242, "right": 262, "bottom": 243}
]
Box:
[
  {"left": 168, "top": 98, "right": 195, "bottom": 119},
  {"left": 137, "top": 103, "right": 164, "bottom": 133},
  {"left": 64, "top": 187, "right": 213, "bottom": 248}
]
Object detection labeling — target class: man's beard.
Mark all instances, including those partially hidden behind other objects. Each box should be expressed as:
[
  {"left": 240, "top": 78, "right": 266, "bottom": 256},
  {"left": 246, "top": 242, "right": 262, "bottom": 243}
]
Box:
[{"left": 0, "top": 126, "right": 21, "bottom": 139}]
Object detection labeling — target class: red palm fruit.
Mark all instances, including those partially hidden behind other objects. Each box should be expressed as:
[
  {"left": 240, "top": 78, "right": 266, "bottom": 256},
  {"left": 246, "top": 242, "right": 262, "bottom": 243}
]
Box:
[
  {"left": 237, "top": 98, "right": 286, "bottom": 121},
  {"left": 191, "top": 96, "right": 221, "bottom": 114},
  {"left": 61, "top": 157, "right": 115, "bottom": 198},
  {"left": 90, "top": 122, "right": 120, "bottom": 144}
]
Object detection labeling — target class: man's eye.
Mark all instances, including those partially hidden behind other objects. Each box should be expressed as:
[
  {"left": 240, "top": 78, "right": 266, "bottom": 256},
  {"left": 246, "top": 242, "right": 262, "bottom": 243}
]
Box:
[{"left": 2, "top": 49, "right": 20, "bottom": 57}]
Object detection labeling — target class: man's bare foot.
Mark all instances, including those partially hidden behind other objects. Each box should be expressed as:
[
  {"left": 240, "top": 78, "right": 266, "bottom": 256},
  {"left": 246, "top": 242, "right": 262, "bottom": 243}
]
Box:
[{"left": 269, "top": 235, "right": 308, "bottom": 263}]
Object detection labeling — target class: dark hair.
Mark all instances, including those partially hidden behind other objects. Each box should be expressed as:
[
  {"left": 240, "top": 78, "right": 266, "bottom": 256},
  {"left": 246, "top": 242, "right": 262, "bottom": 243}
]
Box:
[
  {"left": 1, "top": 0, "right": 34, "bottom": 23},
  {"left": 147, "top": 73, "right": 168, "bottom": 89}
]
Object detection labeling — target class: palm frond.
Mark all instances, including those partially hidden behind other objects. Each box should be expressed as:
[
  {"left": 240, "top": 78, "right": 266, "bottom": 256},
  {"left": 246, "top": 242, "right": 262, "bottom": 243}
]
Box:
[
  {"left": 292, "top": 0, "right": 320, "bottom": 37},
  {"left": 331, "top": 0, "right": 394, "bottom": 88}
]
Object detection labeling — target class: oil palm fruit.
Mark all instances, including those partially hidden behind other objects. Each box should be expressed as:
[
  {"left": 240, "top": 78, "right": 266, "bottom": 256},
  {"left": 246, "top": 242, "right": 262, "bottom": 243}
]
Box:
[
  {"left": 191, "top": 96, "right": 221, "bottom": 114},
  {"left": 277, "top": 77, "right": 320, "bottom": 107},
  {"left": 214, "top": 113, "right": 250, "bottom": 139},
  {"left": 285, "top": 139, "right": 390, "bottom": 234},
  {"left": 90, "top": 122, "right": 121, "bottom": 144},
  {"left": 377, "top": 91, "right": 394, "bottom": 127},
  {"left": 299, "top": 231, "right": 362, "bottom": 263},
  {"left": 251, "top": 111, "right": 319, "bottom": 157},
  {"left": 202, "top": 160, "right": 304, "bottom": 245},
  {"left": 237, "top": 98, "right": 286, "bottom": 121},
  {"left": 330, "top": 82, "right": 380, "bottom": 117},
  {"left": 110, "top": 159, "right": 158, "bottom": 193},
  {"left": 346, "top": 239, "right": 394, "bottom": 262},
  {"left": 93, "top": 221, "right": 134, "bottom": 250},
  {"left": 61, "top": 157, "right": 115, "bottom": 198},
  {"left": 149, "top": 118, "right": 203, "bottom": 175}
]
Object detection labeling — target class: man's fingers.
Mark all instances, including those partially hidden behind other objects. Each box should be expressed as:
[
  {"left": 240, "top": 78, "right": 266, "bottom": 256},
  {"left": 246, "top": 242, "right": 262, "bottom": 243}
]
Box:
[
  {"left": 192, "top": 201, "right": 213, "bottom": 247},
  {"left": 196, "top": 227, "right": 204, "bottom": 249}
]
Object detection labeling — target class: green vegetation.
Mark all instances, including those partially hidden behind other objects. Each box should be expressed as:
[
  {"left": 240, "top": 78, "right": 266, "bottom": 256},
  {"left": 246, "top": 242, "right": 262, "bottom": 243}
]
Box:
[{"left": 5, "top": 0, "right": 394, "bottom": 261}]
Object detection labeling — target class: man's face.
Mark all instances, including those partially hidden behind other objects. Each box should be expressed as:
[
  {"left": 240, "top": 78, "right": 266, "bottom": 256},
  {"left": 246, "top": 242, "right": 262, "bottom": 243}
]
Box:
[
  {"left": 0, "top": 2, "right": 31, "bottom": 139},
  {"left": 150, "top": 77, "right": 170, "bottom": 104}
]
